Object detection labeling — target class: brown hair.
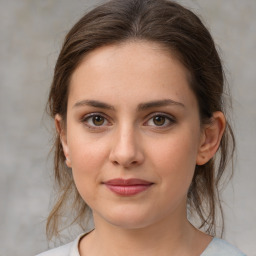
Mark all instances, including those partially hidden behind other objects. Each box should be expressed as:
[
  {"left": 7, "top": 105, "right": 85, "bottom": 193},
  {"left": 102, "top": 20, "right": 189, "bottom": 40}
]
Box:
[{"left": 46, "top": 0, "right": 235, "bottom": 239}]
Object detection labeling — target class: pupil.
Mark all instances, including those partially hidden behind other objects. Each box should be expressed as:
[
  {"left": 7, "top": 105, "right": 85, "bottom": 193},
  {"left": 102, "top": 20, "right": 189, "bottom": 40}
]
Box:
[
  {"left": 154, "top": 116, "right": 165, "bottom": 126},
  {"left": 93, "top": 116, "right": 104, "bottom": 125}
]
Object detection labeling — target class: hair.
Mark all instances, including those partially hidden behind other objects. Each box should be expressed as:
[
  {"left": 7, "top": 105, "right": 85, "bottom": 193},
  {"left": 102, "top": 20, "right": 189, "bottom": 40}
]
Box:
[{"left": 46, "top": 0, "right": 235, "bottom": 240}]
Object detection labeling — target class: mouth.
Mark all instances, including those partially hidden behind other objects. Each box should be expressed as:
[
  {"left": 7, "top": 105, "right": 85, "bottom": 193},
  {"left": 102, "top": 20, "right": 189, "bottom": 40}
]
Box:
[{"left": 103, "top": 178, "right": 154, "bottom": 196}]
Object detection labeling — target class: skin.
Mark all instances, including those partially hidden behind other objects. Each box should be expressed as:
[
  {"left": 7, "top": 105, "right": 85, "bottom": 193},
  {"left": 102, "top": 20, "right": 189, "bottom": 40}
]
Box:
[{"left": 56, "top": 41, "right": 225, "bottom": 256}]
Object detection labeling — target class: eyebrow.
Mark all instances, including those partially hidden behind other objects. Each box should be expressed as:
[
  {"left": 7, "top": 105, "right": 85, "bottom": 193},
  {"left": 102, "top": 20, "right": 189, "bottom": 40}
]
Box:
[
  {"left": 137, "top": 99, "right": 185, "bottom": 111},
  {"left": 73, "top": 100, "right": 115, "bottom": 110},
  {"left": 73, "top": 99, "right": 184, "bottom": 110}
]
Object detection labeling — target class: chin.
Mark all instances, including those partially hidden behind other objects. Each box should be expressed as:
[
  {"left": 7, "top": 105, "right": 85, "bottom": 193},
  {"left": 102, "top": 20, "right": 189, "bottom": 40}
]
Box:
[
  {"left": 97, "top": 205, "right": 155, "bottom": 230},
  {"left": 108, "top": 217, "right": 152, "bottom": 230}
]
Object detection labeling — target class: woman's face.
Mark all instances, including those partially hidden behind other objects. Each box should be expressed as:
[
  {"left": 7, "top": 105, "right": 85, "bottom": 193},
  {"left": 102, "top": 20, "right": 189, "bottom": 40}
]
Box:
[{"left": 59, "top": 41, "right": 205, "bottom": 229}]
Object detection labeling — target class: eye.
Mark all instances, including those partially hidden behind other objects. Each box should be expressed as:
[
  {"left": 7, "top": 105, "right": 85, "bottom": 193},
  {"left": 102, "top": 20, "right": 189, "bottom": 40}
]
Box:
[
  {"left": 145, "top": 114, "right": 175, "bottom": 127},
  {"left": 152, "top": 116, "right": 166, "bottom": 126},
  {"left": 82, "top": 113, "right": 110, "bottom": 128}
]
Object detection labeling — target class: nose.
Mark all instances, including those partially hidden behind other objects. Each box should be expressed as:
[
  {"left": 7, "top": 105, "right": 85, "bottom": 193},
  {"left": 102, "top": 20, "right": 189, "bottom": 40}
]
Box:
[{"left": 109, "top": 127, "right": 144, "bottom": 168}]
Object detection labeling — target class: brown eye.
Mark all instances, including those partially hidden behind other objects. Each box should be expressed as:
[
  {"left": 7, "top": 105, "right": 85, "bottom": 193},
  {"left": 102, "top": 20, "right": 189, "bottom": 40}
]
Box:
[
  {"left": 153, "top": 116, "right": 166, "bottom": 126},
  {"left": 92, "top": 115, "right": 105, "bottom": 126},
  {"left": 82, "top": 114, "right": 109, "bottom": 128},
  {"left": 145, "top": 114, "right": 175, "bottom": 128}
]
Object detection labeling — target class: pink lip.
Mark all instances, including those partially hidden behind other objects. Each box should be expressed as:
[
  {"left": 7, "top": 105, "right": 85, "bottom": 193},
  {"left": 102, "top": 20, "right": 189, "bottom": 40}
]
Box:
[{"left": 103, "top": 178, "right": 153, "bottom": 196}]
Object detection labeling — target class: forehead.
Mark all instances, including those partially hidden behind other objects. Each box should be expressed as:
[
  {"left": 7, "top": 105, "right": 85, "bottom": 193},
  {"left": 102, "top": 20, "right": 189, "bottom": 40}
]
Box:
[
  {"left": 69, "top": 41, "right": 196, "bottom": 110},
  {"left": 73, "top": 40, "right": 187, "bottom": 77}
]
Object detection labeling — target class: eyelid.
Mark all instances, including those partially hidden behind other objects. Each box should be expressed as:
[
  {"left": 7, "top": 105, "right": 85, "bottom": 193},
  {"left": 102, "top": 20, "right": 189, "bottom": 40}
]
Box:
[
  {"left": 81, "top": 112, "right": 112, "bottom": 128},
  {"left": 143, "top": 112, "right": 176, "bottom": 127}
]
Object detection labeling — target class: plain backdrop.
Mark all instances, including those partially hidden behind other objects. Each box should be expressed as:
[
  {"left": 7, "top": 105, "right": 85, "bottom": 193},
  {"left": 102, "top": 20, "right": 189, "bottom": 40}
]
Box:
[{"left": 0, "top": 0, "right": 255, "bottom": 255}]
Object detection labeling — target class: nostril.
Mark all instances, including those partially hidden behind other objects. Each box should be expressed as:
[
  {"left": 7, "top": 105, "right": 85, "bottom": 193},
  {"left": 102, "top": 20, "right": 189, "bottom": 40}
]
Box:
[
  {"left": 113, "top": 160, "right": 119, "bottom": 166},
  {"left": 111, "top": 159, "right": 138, "bottom": 167},
  {"left": 131, "top": 161, "right": 138, "bottom": 165}
]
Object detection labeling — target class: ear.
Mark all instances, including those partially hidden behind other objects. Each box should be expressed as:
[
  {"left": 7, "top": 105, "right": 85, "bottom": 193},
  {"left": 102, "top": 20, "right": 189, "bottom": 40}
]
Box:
[
  {"left": 55, "top": 114, "right": 72, "bottom": 168},
  {"left": 196, "top": 111, "right": 226, "bottom": 165}
]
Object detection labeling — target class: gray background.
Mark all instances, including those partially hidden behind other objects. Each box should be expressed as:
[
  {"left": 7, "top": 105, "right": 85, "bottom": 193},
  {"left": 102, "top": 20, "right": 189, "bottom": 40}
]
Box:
[{"left": 0, "top": 0, "right": 255, "bottom": 255}]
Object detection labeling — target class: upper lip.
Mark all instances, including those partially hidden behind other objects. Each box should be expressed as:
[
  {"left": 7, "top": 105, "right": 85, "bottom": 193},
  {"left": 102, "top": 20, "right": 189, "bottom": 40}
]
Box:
[{"left": 103, "top": 178, "right": 153, "bottom": 186}]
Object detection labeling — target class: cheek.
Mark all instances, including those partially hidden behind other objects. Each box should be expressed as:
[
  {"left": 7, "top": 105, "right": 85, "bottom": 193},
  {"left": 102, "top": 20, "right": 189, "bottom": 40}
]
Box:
[
  {"left": 67, "top": 134, "right": 110, "bottom": 199},
  {"left": 68, "top": 127, "right": 109, "bottom": 170},
  {"left": 149, "top": 128, "right": 200, "bottom": 190}
]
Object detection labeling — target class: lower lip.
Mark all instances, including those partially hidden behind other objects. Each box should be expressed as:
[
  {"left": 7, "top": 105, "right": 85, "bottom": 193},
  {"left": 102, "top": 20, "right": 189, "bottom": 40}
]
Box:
[{"left": 105, "top": 184, "right": 152, "bottom": 196}]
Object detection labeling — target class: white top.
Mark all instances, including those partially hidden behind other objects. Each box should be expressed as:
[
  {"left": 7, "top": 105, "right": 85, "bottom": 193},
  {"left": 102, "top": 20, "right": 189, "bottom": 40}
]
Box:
[{"left": 37, "top": 233, "right": 246, "bottom": 256}]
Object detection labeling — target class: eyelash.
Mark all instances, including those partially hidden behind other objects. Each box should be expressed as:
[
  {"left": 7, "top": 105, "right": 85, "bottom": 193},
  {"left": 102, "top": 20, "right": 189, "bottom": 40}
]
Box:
[
  {"left": 81, "top": 112, "right": 176, "bottom": 129},
  {"left": 81, "top": 113, "right": 111, "bottom": 129},
  {"left": 144, "top": 113, "right": 176, "bottom": 128}
]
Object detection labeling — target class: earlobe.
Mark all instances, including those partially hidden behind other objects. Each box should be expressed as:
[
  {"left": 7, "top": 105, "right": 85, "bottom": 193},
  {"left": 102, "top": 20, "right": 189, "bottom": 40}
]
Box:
[
  {"left": 55, "top": 114, "right": 72, "bottom": 168},
  {"left": 196, "top": 111, "right": 226, "bottom": 165}
]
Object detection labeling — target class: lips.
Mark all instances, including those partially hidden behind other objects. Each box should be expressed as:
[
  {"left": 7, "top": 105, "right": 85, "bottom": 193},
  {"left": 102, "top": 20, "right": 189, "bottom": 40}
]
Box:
[{"left": 103, "top": 178, "right": 153, "bottom": 196}]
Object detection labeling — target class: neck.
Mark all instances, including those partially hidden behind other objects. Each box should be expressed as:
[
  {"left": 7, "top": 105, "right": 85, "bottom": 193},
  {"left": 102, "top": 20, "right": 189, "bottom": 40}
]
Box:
[{"left": 79, "top": 212, "right": 211, "bottom": 256}]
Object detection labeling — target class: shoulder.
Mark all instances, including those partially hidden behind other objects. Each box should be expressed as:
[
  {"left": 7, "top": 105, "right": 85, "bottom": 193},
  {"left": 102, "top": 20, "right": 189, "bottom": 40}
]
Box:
[
  {"left": 36, "top": 242, "right": 73, "bottom": 256},
  {"left": 201, "top": 238, "right": 246, "bottom": 256},
  {"left": 36, "top": 233, "right": 86, "bottom": 256}
]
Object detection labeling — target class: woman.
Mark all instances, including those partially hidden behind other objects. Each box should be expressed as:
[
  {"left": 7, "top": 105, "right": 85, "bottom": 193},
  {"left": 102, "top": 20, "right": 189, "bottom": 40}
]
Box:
[{"left": 38, "top": 0, "right": 245, "bottom": 255}]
